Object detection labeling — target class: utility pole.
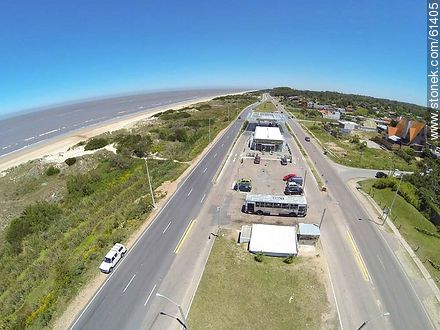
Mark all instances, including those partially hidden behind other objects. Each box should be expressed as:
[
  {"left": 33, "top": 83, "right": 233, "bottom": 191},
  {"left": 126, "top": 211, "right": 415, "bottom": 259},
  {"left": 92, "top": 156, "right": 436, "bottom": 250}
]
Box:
[
  {"left": 228, "top": 108, "right": 230, "bottom": 122},
  {"left": 208, "top": 118, "right": 211, "bottom": 143},
  {"left": 382, "top": 175, "right": 403, "bottom": 225},
  {"left": 217, "top": 206, "right": 221, "bottom": 232},
  {"left": 145, "top": 158, "right": 156, "bottom": 208},
  {"left": 319, "top": 208, "right": 326, "bottom": 228}
]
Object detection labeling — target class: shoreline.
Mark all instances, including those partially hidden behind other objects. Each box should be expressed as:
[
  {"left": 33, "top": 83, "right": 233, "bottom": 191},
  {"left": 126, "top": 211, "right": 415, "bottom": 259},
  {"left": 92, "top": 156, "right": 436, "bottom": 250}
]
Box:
[{"left": 0, "top": 92, "right": 245, "bottom": 172}]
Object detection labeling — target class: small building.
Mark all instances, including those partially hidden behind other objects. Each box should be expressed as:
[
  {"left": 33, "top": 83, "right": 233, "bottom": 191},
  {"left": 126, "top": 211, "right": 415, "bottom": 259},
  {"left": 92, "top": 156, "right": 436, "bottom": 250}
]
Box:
[
  {"left": 386, "top": 117, "right": 426, "bottom": 146},
  {"left": 319, "top": 110, "right": 341, "bottom": 120},
  {"left": 248, "top": 224, "right": 298, "bottom": 257},
  {"left": 338, "top": 120, "right": 358, "bottom": 132},
  {"left": 251, "top": 126, "right": 284, "bottom": 152},
  {"left": 298, "top": 223, "right": 321, "bottom": 245}
]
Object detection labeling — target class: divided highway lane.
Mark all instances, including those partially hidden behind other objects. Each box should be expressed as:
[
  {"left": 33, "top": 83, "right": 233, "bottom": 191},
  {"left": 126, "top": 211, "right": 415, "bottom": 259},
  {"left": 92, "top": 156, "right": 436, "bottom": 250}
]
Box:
[
  {"left": 280, "top": 109, "right": 434, "bottom": 329},
  {"left": 70, "top": 103, "right": 258, "bottom": 330}
]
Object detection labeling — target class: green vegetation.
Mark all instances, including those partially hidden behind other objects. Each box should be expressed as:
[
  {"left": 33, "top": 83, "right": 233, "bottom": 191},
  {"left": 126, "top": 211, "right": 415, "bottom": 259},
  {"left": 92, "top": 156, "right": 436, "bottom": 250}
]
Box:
[
  {"left": 0, "top": 93, "right": 258, "bottom": 329},
  {"left": 84, "top": 137, "right": 109, "bottom": 151},
  {"left": 271, "top": 87, "right": 428, "bottom": 119},
  {"left": 188, "top": 235, "right": 332, "bottom": 329},
  {"left": 302, "top": 121, "right": 418, "bottom": 171},
  {"left": 45, "top": 166, "right": 60, "bottom": 176},
  {"left": 255, "top": 101, "right": 277, "bottom": 112},
  {"left": 360, "top": 179, "right": 440, "bottom": 281}
]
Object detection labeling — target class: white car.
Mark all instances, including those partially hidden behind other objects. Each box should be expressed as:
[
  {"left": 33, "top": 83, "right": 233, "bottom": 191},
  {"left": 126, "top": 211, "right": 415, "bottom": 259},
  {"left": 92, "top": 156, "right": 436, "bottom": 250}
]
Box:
[
  {"left": 393, "top": 170, "right": 403, "bottom": 178},
  {"left": 99, "top": 249, "right": 122, "bottom": 274},
  {"left": 111, "top": 243, "right": 127, "bottom": 255}
]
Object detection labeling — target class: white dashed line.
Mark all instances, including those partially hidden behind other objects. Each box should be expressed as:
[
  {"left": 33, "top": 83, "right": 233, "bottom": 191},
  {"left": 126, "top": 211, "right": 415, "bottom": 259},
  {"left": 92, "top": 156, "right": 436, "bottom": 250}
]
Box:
[
  {"left": 144, "top": 284, "right": 157, "bottom": 306},
  {"left": 203, "top": 167, "right": 207, "bottom": 173},
  {"left": 123, "top": 274, "right": 136, "bottom": 293},
  {"left": 201, "top": 194, "right": 206, "bottom": 203},
  {"left": 163, "top": 221, "right": 172, "bottom": 234},
  {"left": 187, "top": 188, "right": 193, "bottom": 196}
]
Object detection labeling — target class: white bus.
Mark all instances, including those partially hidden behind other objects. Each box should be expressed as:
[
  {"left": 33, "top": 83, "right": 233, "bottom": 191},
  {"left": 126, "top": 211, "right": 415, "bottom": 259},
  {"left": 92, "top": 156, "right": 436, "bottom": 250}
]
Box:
[{"left": 243, "top": 194, "right": 307, "bottom": 217}]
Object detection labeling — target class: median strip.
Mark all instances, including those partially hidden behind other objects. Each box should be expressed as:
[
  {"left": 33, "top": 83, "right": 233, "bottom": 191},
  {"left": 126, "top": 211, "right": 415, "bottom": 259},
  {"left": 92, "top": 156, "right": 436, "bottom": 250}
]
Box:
[
  {"left": 347, "top": 230, "right": 370, "bottom": 281},
  {"left": 174, "top": 219, "right": 196, "bottom": 254}
]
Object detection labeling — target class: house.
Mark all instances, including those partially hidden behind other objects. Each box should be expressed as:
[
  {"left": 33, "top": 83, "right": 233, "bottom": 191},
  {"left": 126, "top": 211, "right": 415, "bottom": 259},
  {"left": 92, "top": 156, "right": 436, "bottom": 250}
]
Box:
[
  {"left": 338, "top": 120, "right": 358, "bottom": 132},
  {"left": 386, "top": 117, "right": 426, "bottom": 146},
  {"left": 319, "top": 110, "right": 341, "bottom": 120}
]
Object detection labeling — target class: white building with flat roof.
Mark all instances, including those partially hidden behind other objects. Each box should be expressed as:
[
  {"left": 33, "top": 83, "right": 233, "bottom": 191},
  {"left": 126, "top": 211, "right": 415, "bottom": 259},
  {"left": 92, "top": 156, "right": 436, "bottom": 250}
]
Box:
[
  {"left": 252, "top": 126, "right": 284, "bottom": 151},
  {"left": 248, "top": 224, "right": 298, "bottom": 257}
]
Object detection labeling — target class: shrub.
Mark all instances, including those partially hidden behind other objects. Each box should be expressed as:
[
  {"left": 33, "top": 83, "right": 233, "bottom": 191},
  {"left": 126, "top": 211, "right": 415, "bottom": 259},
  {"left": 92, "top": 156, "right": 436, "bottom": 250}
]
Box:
[
  {"left": 66, "top": 174, "right": 95, "bottom": 197},
  {"left": 65, "top": 157, "right": 77, "bottom": 166},
  {"left": 46, "top": 166, "right": 60, "bottom": 176},
  {"left": 284, "top": 256, "right": 294, "bottom": 264},
  {"left": 255, "top": 251, "right": 264, "bottom": 263},
  {"left": 6, "top": 203, "right": 62, "bottom": 253},
  {"left": 84, "top": 137, "right": 108, "bottom": 151}
]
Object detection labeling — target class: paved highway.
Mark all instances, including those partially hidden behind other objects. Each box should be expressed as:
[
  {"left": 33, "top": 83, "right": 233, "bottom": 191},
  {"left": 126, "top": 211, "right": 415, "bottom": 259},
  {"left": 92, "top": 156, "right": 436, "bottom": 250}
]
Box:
[
  {"left": 270, "top": 95, "right": 434, "bottom": 329},
  {"left": 69, "top": 102, "right": 258, "bottom": 329}
]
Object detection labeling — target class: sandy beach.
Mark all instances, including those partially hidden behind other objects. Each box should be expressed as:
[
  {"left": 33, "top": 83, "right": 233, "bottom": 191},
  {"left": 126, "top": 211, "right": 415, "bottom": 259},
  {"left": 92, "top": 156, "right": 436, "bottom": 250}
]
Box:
[{"left": 0, "top": 92, "right": 243, "bottom": 172}]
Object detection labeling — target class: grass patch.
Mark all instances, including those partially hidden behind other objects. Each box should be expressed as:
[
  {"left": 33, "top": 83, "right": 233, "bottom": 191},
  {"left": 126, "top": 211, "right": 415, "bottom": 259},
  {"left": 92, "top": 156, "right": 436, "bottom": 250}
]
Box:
[
  {"left": 188, "top": 235, "right": 330, "bottom": 329},
  {"left": 255, "top": 101, "right": 277, "bottom": 113},
  {"left": 360, "top": 179, "right": 440, "bottom": 281}
]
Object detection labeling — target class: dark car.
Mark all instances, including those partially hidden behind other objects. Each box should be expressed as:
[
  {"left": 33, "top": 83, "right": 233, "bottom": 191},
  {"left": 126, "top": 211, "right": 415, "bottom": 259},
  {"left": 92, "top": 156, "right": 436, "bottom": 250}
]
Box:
[
  {"left": 280, "top": 156, "right": 288, "bottom": 165},
  {"left": 305, "top": 136, "right": 311, "bottom": 142},
  {"left": 254, "top": 154, "right": 261, "bottom": 164},
  {"left": 234, "top": 182, "right": 252, "bottom": 192},
  {"left": 284, "top": 185, "right": 303, "bottom": 195},
  {"left": 375, "top": 171, "right": 388, "bottom": 178},
  {"left": 287, "top": 176, "right": 303, "bottom": 186}
]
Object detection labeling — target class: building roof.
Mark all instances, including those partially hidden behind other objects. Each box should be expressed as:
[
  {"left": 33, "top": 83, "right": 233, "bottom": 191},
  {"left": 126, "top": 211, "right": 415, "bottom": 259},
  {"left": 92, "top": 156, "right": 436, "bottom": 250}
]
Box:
[
  {"left": 245, "top": 194, "right": 307, "bottom": 205},
  {"left": 388, "top": 135, "right": 401, "bottom": 142},
  {"left": 298, "top": 223, "right": 320, "bottom": 237},
  {"left": 249, "top": 224, "right": 298, "bottom": 256},
  {"left": 249, "top": 112, "right": 285, "bottom": 123},
  {"left": 254, "top": 126, "right": 284, "bottom": 142}
]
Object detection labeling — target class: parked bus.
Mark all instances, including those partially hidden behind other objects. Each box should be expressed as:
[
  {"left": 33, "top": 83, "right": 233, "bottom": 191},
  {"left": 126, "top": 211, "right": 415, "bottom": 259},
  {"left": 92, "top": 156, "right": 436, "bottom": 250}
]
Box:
[{"left": 243, "top": 194, "right": 307, "bottom": 217}]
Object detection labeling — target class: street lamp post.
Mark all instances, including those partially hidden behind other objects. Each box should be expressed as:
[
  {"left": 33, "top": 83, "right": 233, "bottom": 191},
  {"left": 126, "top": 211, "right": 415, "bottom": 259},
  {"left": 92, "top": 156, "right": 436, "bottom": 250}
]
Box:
[
  {"left": 357, "top": 312, "right": 390, "bottom": 329},
  {"left": 144, "top": 158, "right": 156, "bottom": 208},
  {"left": 217, "top": 206, "right": 221, "bottom": 231},
  {"left": 381, "top": 175, "right": 403, "bottom": 225},
  {"left": 208, "top": 118, "right": 211, "bottom": 143},
  {"left": 156, "top": 293, "right": 188, "bottom": 329}
]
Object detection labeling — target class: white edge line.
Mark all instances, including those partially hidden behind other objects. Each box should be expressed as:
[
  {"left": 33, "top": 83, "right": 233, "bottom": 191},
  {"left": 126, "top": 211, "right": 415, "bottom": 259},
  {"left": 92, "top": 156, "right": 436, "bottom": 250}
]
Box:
[
  {"left": 163, "top": 221, "right": 172, "bottom": 234},
  {"left": 144, "top": 284, "right": 157, "bottom": 306},
  {"left": 123, "top": 274, "right": 136, "bottom": 293}
]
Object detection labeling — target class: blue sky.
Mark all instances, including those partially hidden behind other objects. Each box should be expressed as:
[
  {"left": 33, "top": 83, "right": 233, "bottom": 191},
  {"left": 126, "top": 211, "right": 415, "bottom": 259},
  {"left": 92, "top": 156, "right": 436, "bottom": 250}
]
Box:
[{"left": 0, "top": 0, "right": 425, "bottom": 115}]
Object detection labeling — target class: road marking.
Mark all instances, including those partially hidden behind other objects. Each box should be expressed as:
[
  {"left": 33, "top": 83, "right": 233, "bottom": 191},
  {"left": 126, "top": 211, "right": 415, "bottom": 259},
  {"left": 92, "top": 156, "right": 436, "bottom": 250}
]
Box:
[
  {"left": 174, "top": 219, "right": 196, "bottom": 254},
  {"left": 200, "top": 194, "right": 206, "bottom": 203},
  {"left": 187, "top": 188, "right": 193, "bottom": 197},
  {"left": 347, "top": 230, "right": 370, "bottom": 281},
  {"left": 163, "top": 221, "right": 172, "bottom": 234},
  {"left": 214, "top": 153, "right": 217, "bottom": 158},
  {"left": 221, "top": 143, "right": 224, "bottom": 147},
  {"left": 123, "top": 274, "right": 136, "bottom": 293},
  {"left": 377, "top": 255, "right": 385, "bottom": 270},
  {"left": 203, "top": 167, "right": 207, "bottom": 173},
  {"left": 144, "top": 284, "right": 157, "bottom": 306}
]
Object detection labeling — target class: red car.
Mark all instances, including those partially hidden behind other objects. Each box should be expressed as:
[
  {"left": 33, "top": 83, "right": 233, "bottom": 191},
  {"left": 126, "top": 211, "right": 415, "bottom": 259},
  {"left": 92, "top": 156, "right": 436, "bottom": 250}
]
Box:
[{"left": 283, "top": 173, "right": 296, "bottom": 181}]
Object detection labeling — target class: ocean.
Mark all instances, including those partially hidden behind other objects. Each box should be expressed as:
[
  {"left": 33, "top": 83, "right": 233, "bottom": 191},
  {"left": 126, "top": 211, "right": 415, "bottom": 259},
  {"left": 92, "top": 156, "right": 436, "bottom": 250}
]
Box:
[{"left": 0, "top": 89, "right": 243, "bottom": 157}]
